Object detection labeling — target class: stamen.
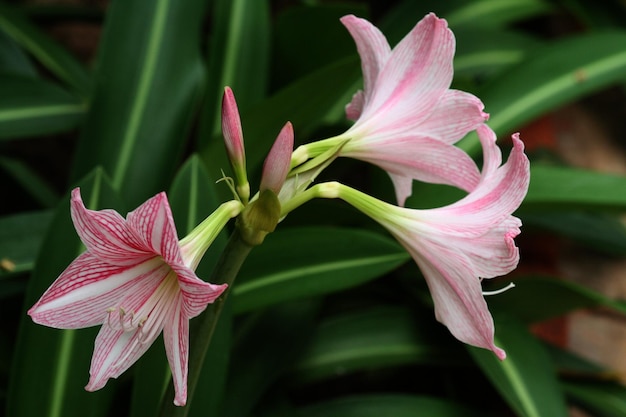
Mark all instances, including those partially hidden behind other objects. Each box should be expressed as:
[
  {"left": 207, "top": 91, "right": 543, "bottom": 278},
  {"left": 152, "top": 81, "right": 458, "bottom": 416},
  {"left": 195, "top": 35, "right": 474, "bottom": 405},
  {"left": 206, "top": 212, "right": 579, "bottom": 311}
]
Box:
[
  {"left": 105, "top": 269, "right": 179, "bottom": 342},
  {"left": 482, "top": 282, "right": 515, "bottom": 296},
  {"left": 106, "top": 307, "right": 119, "bottom": 330}
]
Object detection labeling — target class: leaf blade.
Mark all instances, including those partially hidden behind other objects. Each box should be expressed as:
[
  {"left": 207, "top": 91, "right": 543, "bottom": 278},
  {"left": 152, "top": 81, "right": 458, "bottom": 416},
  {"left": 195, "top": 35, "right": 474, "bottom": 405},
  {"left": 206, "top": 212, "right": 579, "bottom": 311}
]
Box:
[
  {"left": 468, "top": 315, "right": 569, "bottom": 417},
  {"left": 232, "top": 227, "right": 409, "bottom": 314}
]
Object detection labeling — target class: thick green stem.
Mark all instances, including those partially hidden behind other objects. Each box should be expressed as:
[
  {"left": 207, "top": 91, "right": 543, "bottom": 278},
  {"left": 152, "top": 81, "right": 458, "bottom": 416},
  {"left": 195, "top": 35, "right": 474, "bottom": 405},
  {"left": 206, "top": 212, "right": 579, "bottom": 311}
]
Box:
[
  {"left": 158, "top": 230, "right": 254, "bottom": 417},
  {"left": 290, "top": 135, "right": 345, "bottom": 169}
]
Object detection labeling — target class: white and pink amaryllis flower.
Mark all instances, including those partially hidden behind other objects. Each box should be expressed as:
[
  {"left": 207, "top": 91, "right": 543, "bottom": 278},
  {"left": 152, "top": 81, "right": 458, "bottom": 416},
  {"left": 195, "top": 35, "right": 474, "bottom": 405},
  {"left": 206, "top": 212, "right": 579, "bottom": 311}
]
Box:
[
  {"left": 28, "top": 189, "right": 242, "bottom": 406},
  {"left": 324, "top": 125, "right": 530, "bottom": 358},
  {"left": 292, "top": 13, "right": 488, "bottom": 206}
]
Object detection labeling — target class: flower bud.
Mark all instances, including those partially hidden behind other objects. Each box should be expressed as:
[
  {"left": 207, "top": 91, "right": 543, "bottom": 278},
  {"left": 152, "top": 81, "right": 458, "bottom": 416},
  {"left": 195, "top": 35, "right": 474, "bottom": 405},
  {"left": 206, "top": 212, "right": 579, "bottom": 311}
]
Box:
[
  {"left": 260, "top": 122, "right": 294, "bottom": 194},
  {"left": 221, "top": 87, "right": 250, "bottom": 202}
]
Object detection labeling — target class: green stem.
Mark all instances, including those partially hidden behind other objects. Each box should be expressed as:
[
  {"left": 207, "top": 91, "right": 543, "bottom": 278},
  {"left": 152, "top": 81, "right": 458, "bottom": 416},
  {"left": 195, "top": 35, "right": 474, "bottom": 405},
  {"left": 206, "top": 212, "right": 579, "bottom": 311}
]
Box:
[
  {"left": 290, "top": 135, "right": 345, "bottom": 169},
  {"left": 279, "top": 181, "right": 343, "bottom": 217},
  {"left": 157, "top": 230, "right": 254, "bottom": 417}
]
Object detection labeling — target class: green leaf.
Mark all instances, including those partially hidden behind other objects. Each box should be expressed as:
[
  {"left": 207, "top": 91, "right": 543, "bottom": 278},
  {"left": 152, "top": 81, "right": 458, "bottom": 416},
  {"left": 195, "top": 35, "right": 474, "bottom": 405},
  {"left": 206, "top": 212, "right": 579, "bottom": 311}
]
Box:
[
  {"left": 70, "top": 0, "right": 208, "bottom": 207},
  {"left": 297, "top": 394, "right": 484, "bottom": 417},
  {"left": 168, "top": 154, "right": 228, "bottom": 260},
  {"left": 489, "top": 276, "right": 626, "bottom": 323},
  {"left": 220, "top": 301, "right": 319, "bottom": 417},
  {"left": 271, "top": 3, "right": 368, "bottom": 87},
  {"left": 444, "top": 0, "right": 552, "bottom": 29},
  {"left": 521, "top": 211, "right": 626, "bottom": 256},
  {"left": 0, "top": 155, "right": 59, "bottom": 207},
  {"left": 522, "top": 164, "right": 626, "bottom": 210},
  {"left": 557, "top": 0, "right": 626, "bottom": 30},
  {"left": 460, "top": 31, "right": 626, "bottom": 155},
  {"left": 468, "top": 315, "right": 569, "bottom": 417},
  {"left": 293, "top": 306, "right": 462, "bottom": 383},
  {"left": 232, "top": 227, "right": 410, "bottom": 314},
  {"left": 546, "top": 344, "right": 605, "bottom": 377},
  {"left": 0, "top": 29, "right": 37, "bottom": 77},
  {"left": 0, "top": 210, "right": 52, "bottom": 278},
  {"left": 129, "top": 154, "right": 227, "bottom": 417},
  {"left": 563, "top": 381, "right": 626, "bottom": 417},
  {"left": 0, "top": 2, "right": 91, "bottom": 95},
  {"left": 188, "top": 298, "right": 233, "bottom": 417},
  {"left": 0, "top": 74, "right": 85, "bottom": 139},
  {"left": 379, "top": 0, "right": 551, "bottom": 44},
  {"left": 7, "top": 169, "right": 123, "bottom": 417},
  {"left": 198, "top": 0, "right": 271, "bottom": 147},
  {"left": 453, "top": 28, "right": 541, "bottom": 78}
]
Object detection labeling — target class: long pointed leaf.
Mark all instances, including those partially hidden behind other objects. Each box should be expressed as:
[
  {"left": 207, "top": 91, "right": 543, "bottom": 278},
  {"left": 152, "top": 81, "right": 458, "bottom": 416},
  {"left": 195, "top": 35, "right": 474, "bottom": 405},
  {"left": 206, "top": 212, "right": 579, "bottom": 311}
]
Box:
[
  {"left": 197, "top": 0, "right": 270, "bottom": 148},
  {"left": 220, "top": 301, "right": 319, "bottom": 417},
  {"left": 379, "top": 0, "right": 551, "bottom": 44},
  {"left": 460, "top": 31, "right": 626, "bottom": 156},
  {"left": 293, "top": 306, "right": 463, "bottom": 383},
  {"left": 71, "top": 0, "right": 208, "bottom": 207},
  {"left": 490, "top": 276, "right": 626, "bottom": 323},
  {"left": 468, "top": 315, "right": 569, "bottom": 417},
  {"left": 0, "top": 74, "right": 85, "bottom": 139},
  {"left": 0, "top": 29, "right": 37, "bottom": 77},
  {"left": 232, "top": 227, "right": 409, "bottom": 314},
  {"left": 0, "top": 3, "right": 91, "bottom": 95},
  {"left": 563, "top": 381, "right": 626, "bottom": 417},
  {"left": 0, "top": 210, "right": 52, "bottom": 278},
  {"left": 523, "top": 164, "right": 626, "bottom": 210}
]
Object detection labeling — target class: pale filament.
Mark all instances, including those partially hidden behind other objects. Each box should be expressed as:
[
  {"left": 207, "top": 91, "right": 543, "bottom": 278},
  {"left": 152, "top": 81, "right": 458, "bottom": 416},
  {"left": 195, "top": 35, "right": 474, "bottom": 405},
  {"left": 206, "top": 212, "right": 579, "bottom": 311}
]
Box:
[{"left": 482, "top": 282, "right": 515, "bottom": 296}]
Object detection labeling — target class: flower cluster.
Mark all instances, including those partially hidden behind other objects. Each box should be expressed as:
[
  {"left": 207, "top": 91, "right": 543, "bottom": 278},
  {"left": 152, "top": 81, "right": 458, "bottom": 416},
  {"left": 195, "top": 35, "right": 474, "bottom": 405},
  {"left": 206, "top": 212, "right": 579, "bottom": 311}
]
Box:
[{"left": 28, "top": 12, "right": 530, "bottom": 407}]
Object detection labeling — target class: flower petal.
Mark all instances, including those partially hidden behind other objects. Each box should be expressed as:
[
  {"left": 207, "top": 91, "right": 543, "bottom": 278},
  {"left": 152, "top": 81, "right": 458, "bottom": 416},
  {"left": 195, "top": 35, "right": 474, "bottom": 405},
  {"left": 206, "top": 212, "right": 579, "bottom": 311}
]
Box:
[
  {"left": 451, "top": 216, "right": 522, "bottom": 278},
  {"left": 163, "top": 297, "right": 188, "bottom": 406},
  {"left": 408, "top": 243, "right": 506, "bottom": 359},
  {"left": 344, "top": 134, "right": 481, "bottom": 204},
  {"left": 340, "top": 14, "right": 391, "bottom": 105},
  {"left": 28, "top": 253, "right": 163, "bottom": 329},
  {"left": 126, "top": 192, "right": 182, "bottom": 265},
  {"left": 359, "top": 13, "right": 454, "bottom": 128},
  {"left": 86, "top": 323, "right": 160, "bottom": 392},
  {"left": 417, "top": 90, "right": 488, "bottom": 144},
  {"left": 172, "top": 264, "right": 228, "bottom": 318},
  {"left": 70, "top": 188, "right": 152, "bottom": 265},
  {"left": 443, "top": 127, "right": 530, "bottom": 221},
  {"left": 345, "top": 90, "right": 365, "bottom": 121}
]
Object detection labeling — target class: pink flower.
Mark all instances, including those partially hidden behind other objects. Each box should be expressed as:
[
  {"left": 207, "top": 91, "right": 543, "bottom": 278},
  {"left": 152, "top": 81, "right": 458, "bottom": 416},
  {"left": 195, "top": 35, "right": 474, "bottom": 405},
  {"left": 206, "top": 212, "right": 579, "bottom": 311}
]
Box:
[
  {"left": 339, "top": 13, "right": 489, "bottom": 205},
  {"left": 28, "top": 189, "right": 230, "bottom": 406},
  {"left": 331, "top": 125, "right": 529, "bottom": 358}
]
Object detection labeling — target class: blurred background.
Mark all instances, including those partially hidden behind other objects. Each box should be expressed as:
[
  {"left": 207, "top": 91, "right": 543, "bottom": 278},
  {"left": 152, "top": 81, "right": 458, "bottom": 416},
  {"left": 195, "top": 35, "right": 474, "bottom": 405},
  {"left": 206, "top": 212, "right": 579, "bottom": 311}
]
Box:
[{"left": 1, "top": 0, "right": 626, "bottom": 416}]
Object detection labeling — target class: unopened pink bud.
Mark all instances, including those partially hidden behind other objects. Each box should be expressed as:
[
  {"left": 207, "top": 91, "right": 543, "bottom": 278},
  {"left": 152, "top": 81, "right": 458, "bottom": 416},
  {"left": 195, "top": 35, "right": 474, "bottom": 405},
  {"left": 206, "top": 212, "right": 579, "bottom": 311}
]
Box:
[
  {"left": 260, "top": 122, "right": 294, "bottom": 194},
  {"left": 221, "top": 87, "right": 249, "bottom": 201},
  {"left": 222, "top": 87, "right": 245, "bottom": 164}
]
